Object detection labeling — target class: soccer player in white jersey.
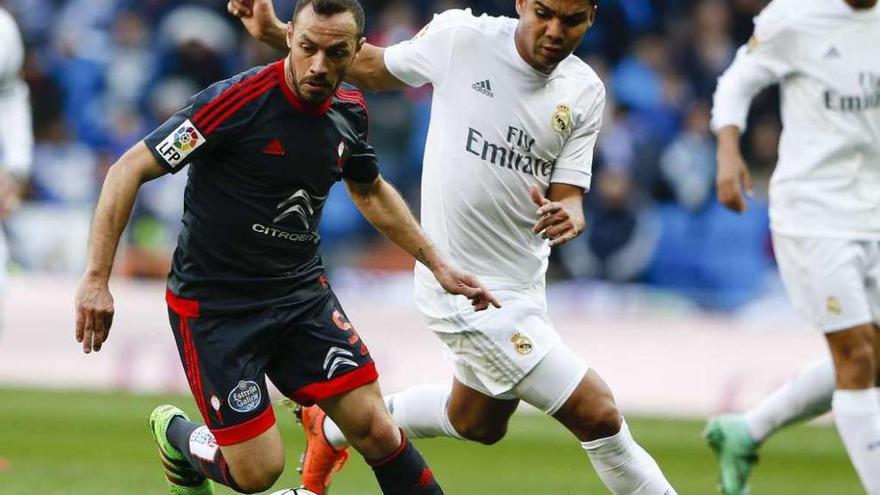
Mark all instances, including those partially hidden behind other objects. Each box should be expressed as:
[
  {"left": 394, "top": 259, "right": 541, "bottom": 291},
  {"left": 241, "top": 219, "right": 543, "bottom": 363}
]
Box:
[
  {"left": 230, "top": 1, "right": 677, "bottom": 493},
  {"left": 704, "top": 0, "right": 880, "bottom": 493},
  {"left": 0, "top": 7, "right": 32, "bottom": 319}
]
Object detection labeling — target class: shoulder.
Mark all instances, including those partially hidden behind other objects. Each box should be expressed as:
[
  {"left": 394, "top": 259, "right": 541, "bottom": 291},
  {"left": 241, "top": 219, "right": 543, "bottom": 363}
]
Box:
[
  {"left": 753, "top": 0, "right": 826, "bottom": 42},
  {"left": 194, "top": 63, "right": 276, "bottom": 107},
  {"left": 191, "top": 63, "right": 277, "bottom": 132},
  {"left": 0, "top": 7, "right": 22, "bottom": 47},
  {"left": 556, "top": 57, "right": 606, "bottom": 110},
  {"left": 0, "top": 7, "right": 15, "bottom": 29},
  {"left": 332, "top": 84, "right": 369, "bottom": 127},
  {"left": 419, "top": 8, "right": 510, "bottom": 40}
]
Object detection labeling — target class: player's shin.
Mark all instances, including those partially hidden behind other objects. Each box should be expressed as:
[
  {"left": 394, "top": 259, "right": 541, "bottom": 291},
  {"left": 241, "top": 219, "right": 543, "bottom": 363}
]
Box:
[
  {"left": 367, "top": 432, "right": 444, "bottom": 495},
  {"left": 582, "top": 421, "right": 677, "bottom": 495},
  {"left": 832, "top": 389, "right": 880, "bottom": 494},
  {"left": 166, "top": 416, "right": 247, "bottom": 492},
  {"left": 742, "top": 357, "right": 835, "bottom": 443}
]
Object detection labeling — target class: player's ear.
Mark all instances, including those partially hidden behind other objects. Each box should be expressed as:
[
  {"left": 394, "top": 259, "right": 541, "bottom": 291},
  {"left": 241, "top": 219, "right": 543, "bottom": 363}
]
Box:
[
  {"left": 355, "top": 36, "right": 366, "bottom": 53},
  {"left": 515, "top": 0, "right": 527, "bottom": 16},
  {"left": 587, "top": 3, "right": 598, "bottom": 25},
  {"left": 286, "top": 21, "right": 294, "bottom": 49}
]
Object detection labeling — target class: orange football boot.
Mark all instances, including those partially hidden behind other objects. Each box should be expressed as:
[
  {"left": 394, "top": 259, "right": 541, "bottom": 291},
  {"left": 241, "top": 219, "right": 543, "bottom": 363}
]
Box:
[{"left": 296, "top": 404, "right": 349, "bottom": 495}]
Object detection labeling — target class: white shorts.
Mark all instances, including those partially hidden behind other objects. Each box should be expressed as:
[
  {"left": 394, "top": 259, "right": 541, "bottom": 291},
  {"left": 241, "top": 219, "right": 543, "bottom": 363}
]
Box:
[
  {"left": 773, "top": 233, "right": 880, "bottom": 333},
  {"left": 414, "top": 279, "right": 588, "bottom": 414}
]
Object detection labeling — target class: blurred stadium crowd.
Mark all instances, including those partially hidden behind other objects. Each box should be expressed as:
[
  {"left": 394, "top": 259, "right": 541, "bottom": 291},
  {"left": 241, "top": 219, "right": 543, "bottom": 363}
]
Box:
[{"left": 1, "top": 0, "right": 782, "bottom": 310}]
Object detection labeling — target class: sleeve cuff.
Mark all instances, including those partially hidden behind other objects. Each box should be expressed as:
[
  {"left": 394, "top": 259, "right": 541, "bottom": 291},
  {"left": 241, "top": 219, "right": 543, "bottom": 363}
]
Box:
[
  {"left": 710, "top": 112, "right": 749, "bottom": 134},
  {"left": 145, "top": 141, "right": 180, "bottom": 174},
  {"left": 383, "top": 45, "right": 426, "bottom": 88},
  {"left": 550, "top": 168, "right": 591, "bottom": 191}
]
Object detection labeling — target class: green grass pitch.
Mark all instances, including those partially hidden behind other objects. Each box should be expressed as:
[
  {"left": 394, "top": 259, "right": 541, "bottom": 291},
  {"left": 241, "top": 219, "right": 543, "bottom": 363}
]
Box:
[{"left": 0, "top": 387, "right": 861, "bottom": 494}]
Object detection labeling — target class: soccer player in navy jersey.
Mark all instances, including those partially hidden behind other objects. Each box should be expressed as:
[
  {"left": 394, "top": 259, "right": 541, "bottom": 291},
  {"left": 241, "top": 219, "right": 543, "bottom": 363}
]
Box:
[{"left": 73, "top": 1, "right": 498, "bottom": 494}]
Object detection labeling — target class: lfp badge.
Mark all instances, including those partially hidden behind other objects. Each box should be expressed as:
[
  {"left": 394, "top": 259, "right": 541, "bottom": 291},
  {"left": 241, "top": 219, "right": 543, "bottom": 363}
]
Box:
[
  {"left": 155, "top": 119, "right": 205, "bottom": 169},
  {"left": 174, "top": 125, "right": 201, "bottom": 152}
]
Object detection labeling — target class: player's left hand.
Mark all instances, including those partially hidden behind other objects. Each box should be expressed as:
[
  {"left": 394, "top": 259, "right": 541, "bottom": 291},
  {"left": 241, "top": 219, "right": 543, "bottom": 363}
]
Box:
[
  {"left": 529, "top": 185, "right": 583, "bottom": 247},
  {"left": 433, "top": 266, "right": 501, "bottom": 311}
]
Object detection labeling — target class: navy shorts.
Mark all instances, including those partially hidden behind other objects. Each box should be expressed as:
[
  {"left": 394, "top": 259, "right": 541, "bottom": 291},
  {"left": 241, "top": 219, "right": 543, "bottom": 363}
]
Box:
[{"left": 166, "top": 288, "right": 377, "bottom": 446}]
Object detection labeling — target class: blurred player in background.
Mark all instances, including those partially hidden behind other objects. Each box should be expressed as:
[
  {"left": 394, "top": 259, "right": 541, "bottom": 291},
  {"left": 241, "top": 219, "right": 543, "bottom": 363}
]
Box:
[
  {"left": 231, "top": 0, "right": 677, "bottom": 493},
  {"left": 73, "top": 1, "right": 500, "bottom": 494},
  {"left": 705, "top": 0, "right": 880, "bottom": 493},
  {"left": 0, "top": 6, "right": 33, "bottom": 323}
]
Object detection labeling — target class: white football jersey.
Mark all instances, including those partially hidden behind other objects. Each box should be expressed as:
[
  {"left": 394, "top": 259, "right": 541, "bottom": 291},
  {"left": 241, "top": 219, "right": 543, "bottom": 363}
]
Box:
[
  {"left": 0, "top": 7, "right": 31, "bottom": 179},
  {"left": 384, "top": 9, "right": 605, "bottom": 289},
  {"left": 712, "top": 0, "right": 880, "bottom": 239}
]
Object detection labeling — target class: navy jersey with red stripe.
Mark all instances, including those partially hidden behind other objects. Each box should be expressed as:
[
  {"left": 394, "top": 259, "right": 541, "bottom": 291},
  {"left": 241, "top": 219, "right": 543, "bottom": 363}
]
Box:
[{"left": 143, "top": 60, "right": 376, "bottom": 313}]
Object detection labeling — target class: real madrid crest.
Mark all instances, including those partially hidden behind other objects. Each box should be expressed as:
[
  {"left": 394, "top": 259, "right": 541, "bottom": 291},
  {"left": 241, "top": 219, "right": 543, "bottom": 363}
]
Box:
[
  {"left": 511, "top": 331, "right": 533, "bottom": 355},
  {"left": 552, "top": 105, "right": 573, "bottom": 134},
  {"left": 826, "top": 296, "right": 842, "bottom": 316}
]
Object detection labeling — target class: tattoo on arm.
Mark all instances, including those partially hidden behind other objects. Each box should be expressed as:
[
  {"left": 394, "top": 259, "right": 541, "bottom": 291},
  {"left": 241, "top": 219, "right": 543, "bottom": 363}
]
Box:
[{"left": 415, "top": 247, "right": 433, "bottom": 270}]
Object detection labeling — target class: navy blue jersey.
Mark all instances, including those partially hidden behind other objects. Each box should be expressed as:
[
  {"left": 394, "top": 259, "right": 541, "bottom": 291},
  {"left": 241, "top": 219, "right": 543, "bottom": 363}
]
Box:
[{"left": 143, "top": 60, "right": 377, "bottom": 313}]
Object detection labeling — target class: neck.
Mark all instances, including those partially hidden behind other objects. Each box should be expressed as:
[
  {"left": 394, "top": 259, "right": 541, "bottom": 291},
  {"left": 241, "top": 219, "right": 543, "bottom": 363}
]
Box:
[{"left": 513, "top": 27, "right": 555, "bottom": 75}]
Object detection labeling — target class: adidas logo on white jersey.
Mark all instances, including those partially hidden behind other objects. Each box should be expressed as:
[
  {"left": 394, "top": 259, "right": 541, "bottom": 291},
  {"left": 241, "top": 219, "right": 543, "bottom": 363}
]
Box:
[
  {"left": 472, "top": 79, "right": 494, "bottom": 97},
  {"left": 824, "top": 46, "right": 841, "bottom": 59}
]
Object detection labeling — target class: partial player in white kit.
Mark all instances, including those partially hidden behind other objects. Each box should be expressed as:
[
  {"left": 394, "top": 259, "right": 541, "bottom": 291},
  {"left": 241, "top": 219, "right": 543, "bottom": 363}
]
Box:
[
  {"left": 0, "top": 6, "right": 33, "bottom": 318},
  {"left": 704, "top": 0, "right": 880, "bottom": 494},
  {"left": 230, "top": 0, "right": 677, "bottom": 494}
]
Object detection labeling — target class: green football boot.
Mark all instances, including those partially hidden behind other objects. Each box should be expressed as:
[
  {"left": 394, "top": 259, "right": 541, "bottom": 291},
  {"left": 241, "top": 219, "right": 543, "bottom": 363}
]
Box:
[
  {"left": 149, "top": 405, "right": 215, "bottom": 495},
  {"left": 704, "top": 415, "right": 759, "bottom": 495}
]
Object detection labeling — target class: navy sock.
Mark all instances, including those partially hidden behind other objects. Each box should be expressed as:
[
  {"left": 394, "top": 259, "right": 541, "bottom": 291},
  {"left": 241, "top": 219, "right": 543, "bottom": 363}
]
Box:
[
  {"left": 167, "top": 416, "right": 244, "bottom": 492},
  {"left": 369, "top": 434, "right": 443, "bottom": 495}
]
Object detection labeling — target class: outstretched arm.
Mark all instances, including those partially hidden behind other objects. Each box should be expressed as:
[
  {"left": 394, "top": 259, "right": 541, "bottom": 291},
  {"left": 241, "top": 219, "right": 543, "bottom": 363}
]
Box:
[
  {"left": 228, "top": 0, "right": 406, "bottom": 91},
  {"left": 346, "top": 176, "right": 500, "bottom": 310},
  {"left": 712, "top": 15, "right": 791, "bottom": 213},
  {"left": 74, "top": 142, "right": 167, "bottom": 353}
]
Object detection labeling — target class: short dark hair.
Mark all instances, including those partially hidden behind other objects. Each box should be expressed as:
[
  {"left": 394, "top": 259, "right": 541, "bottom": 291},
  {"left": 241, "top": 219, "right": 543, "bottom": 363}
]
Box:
[{"left": 292, "top": 0, "right": 365, "bottom": 38}]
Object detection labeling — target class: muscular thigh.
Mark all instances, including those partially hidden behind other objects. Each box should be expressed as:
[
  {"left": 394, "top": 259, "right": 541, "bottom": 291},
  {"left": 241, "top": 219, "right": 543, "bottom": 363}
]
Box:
[{"left": 447, "top": 378, "right": 519, "bottom": 432}]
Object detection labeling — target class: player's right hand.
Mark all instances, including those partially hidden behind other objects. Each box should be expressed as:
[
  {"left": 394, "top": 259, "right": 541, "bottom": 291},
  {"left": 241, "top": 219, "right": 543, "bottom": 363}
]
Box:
[
  {"left": 74, "top": 278, "right": 115, "bottom": 354},
  {"left": 227, "top": 0, "right": 280, "bottom": 41},
  {"left": 716, "top": 148, "right": 752, "bottom": 213},
  {"left": 432, "top": 266, "right": 501, "bottom": 312}
]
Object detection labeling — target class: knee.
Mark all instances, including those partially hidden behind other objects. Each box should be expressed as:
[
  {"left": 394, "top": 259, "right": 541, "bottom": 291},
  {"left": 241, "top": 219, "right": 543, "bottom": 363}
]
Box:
[
  {"left": 346, "top": 410, "right": 400, "bottom": 458},
  {"left": 556, "top": 395, "right": 622, "bottom": 442},
  {"left": 453, "top": 419, "right": 508, "bottom": 445},
  {"left": 231, "top": 454, "right": 284, "bottom": 493},
  {"left": 832, "top": 339, "right": 876, "bottom": 388}
]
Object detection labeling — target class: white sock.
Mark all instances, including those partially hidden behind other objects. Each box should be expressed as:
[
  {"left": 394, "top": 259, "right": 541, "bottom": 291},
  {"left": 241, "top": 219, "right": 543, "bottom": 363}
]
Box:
[
  {"left": 582, "top": 420, "right": 677, "bottom": 495},
  {"left": 322, "top": 384, "right": 464, "bottom": 450},
  {"left": 743, "top": 358, "right": 835, "bottom": 443},
  {"left": 832, "top": 389, "right": 880, "bottom": 495}
]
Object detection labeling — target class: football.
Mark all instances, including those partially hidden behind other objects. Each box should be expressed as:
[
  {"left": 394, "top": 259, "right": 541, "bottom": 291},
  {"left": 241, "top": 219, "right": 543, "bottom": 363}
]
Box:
[{"left": 267, "top": 489, "right": 318, "bottom": 495}]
